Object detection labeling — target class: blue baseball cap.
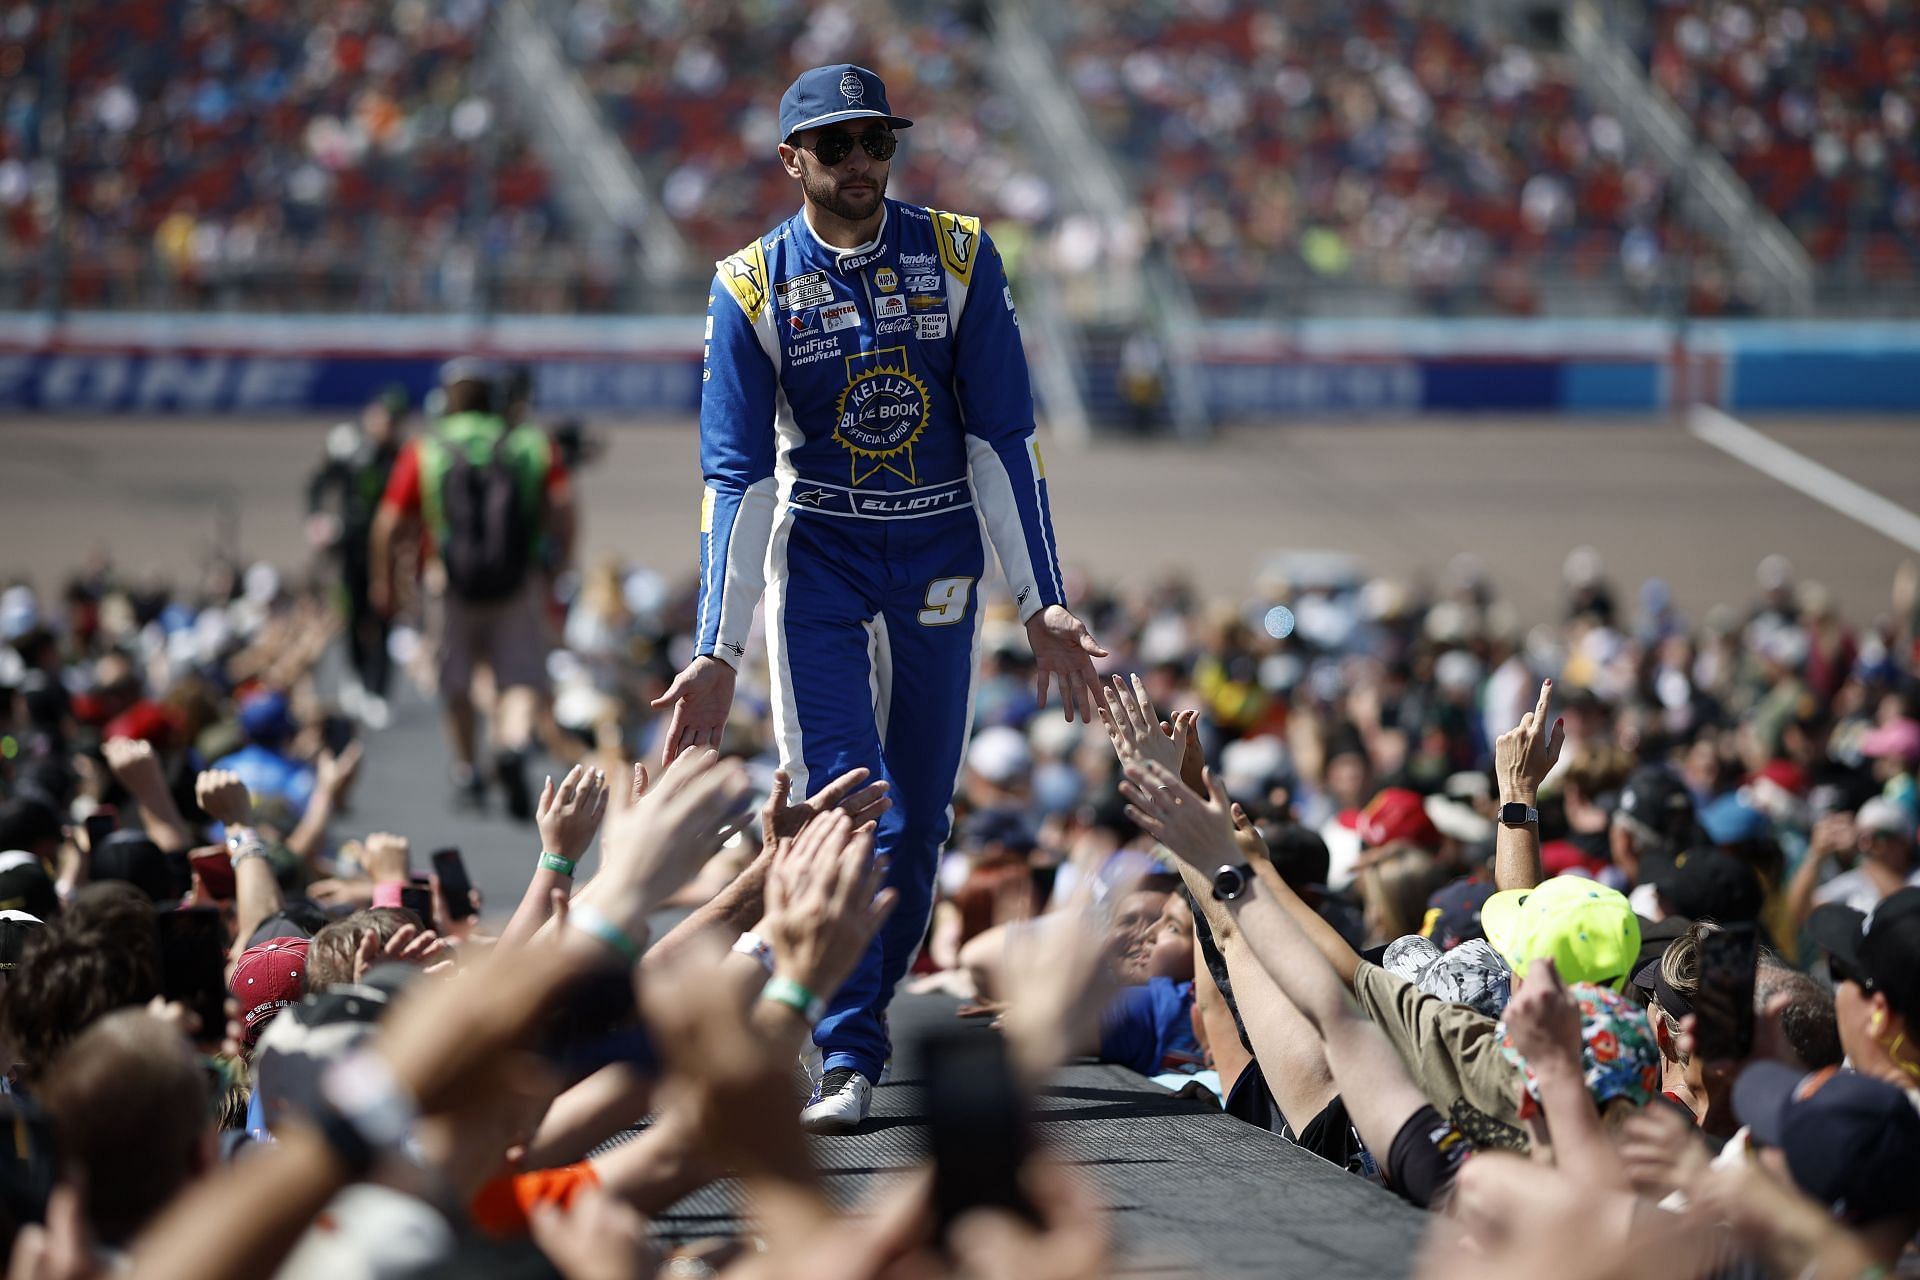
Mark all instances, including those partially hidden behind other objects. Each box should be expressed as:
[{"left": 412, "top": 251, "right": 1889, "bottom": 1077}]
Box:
[
  {"left": 239, "top": 689, "right": 298, "bottom": 744},
  {"left": 779, "top": 64, "right": 912, "bottom": 142}
]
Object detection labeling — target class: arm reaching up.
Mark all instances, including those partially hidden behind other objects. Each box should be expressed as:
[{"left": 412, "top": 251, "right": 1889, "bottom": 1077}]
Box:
[
  {"left": 1123, "top": 759, "right": 1468, "bottom": 1207},
  {"left": 1493, "top": 679, "right": 1563, "bottom": 892}
]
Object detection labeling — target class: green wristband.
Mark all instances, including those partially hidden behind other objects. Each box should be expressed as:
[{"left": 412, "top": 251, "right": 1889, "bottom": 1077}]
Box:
[
  {"left": 760, "top": 975, "right": 827, "bottom": 1027},
  {"left": 538, "top": 851, "right": 577, "bottom": 876},
  {"left": 569, "top": 905, "right": 642, "bottom": 965}
]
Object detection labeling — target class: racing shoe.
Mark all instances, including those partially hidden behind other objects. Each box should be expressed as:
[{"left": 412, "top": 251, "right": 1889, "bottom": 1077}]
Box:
[{"left": 800, "top": 1067, "right": 872, "bottom": 1134}]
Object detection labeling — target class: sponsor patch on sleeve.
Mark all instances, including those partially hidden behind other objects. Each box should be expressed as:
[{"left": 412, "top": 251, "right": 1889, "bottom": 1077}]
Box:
[
  {"left": 929, "top": 209, "right": 981, "bottom": 285},
  {"left": 717, "top": 239, "right": 769, "bottom": 319}
]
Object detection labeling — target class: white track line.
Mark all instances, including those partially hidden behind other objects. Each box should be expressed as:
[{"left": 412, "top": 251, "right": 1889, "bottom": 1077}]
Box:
[{"left": 1687, "top": 405, "right": 1920, "bottom": 554}]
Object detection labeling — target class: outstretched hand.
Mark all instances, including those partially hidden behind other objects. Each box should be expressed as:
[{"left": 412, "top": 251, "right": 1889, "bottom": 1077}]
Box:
[
  {"left": 650, "top": 655, "right": 737, "bottom": 766},
  {"left": 1117, "top": 758, "right": 1241, "bottom": 872},
  {"left": 760, "top": 766, "right": 891, "bottom": 847},
  {"left": 1026, "top": 605, "right": 1108, "bottom": 724}
]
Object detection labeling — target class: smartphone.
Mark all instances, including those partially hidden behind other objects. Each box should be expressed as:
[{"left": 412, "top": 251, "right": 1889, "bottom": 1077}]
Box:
[
  {"left": 398, "top": 885, "right": 434, "bottom": 924},
  {"left": 1692, "top": 923, "right": 1758, "bottom": 1062},
  {"left": 923, "top": 1026, "right": 1036, "bottom": 1244},
  {"left": 156, "top": 906, "right": 230, "bottom": 1039},
  {"left": 430, "top": 847, "right": 476, "bottom": 922},
  {"left": 321, "top": 714, "right": 357, "bottom": 757},
  {"left": 538, "top": 968, "right": 657, "bottom": 1084},
  {"left": 83, "top": 807, "right": 118, "bottom": 850},
  {"left": 188, "top": 848, "right": 237, "bottom": 901}
]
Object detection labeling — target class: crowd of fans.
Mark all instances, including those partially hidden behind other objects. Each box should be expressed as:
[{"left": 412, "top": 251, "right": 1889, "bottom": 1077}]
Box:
[
  {"left": 1646, "top": 0, "right": 1920, "bottom": 276},
  {"left": 3, "top": 0, "right": 569, "bottom": 311},
  {"left": 4, "top": 385, "right": 1920, "bottom": 1275},
  {"left": 1039, "top": 0, "right": 1752, "bottom": 316},
  {"left": 17, "top": 0, "right": 1919, "bottom": 316}
]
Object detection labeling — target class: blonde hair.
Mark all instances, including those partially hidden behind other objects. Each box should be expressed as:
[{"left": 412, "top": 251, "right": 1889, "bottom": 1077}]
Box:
[{"left": 1359, "top": 843, "right": 1447, "bottom": 945}]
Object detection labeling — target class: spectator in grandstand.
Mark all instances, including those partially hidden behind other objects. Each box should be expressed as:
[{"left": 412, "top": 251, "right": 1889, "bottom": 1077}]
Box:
[
  {"left": 370, "top": 358, "right": 574, "bottom": 819},
  {"left": 1788, "top": 794, "right": 1919, "bottom": 923}
]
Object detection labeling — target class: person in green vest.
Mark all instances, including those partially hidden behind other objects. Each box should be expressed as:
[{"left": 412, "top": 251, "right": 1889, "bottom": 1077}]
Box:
[
  {"left": 369, "top": 359, "right": 574, "bottom": 818},
  {"left": 306, "top": 384, "right": 409, "bottom": 731}
]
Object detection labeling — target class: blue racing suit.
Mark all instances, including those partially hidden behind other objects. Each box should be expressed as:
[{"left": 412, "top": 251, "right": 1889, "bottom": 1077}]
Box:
[{"left": 696, "top": 198, "right": 1066, "bottom": 1080}]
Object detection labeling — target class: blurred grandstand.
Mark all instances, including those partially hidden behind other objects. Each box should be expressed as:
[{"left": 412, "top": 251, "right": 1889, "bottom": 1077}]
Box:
[
  {"left": 2, "top": 0, "right": 1917, "bottom": 423},
  {"left": 6, "top": 0, "right": 1915, "bottom": 314}
]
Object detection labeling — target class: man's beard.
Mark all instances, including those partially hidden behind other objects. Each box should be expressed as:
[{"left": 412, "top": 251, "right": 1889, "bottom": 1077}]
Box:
[{"left": 804, "top": 164, "right": 887, "bottom": 222}]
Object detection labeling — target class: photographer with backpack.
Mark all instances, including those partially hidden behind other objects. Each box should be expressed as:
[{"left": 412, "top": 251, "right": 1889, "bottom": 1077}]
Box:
[{"left": 369, "top": 359, "right": 574, "bottom": 818}]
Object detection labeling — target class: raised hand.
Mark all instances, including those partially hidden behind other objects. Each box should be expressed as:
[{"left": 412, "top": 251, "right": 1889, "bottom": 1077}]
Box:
[
  {"left": 362, "top": 831, "right": 412, "bottom": 884},
  {"left": 1495, "top": 679, "right": 1564, "bottom": 805},
  {"left": 760, "top": 766, "right": 892, "bottom": 848},
  {"left": 353, "top": 922, "right": 448, "bottom": 981},
  {"left": 596, "top": 748, "right": 754, "bottom": 932},
  {"left": 315, "top": 740, "right": 365, "bottom": 804},
  {"left": 1500, "top": 958, "right": 1582, "bottom": 1070},
  {"left": 105, "top": 737, "right": 167, "bottom": 801},
  {"left": 649, "top": 655, "right": 737, "bottom": 766},
  {"left": 537, "top": 764, "right": 611, "bottom": 863},
  {"left": 761, "top": 810, "right": 897, "bottom": 1002},
  {"left": 1099, "top": 673, "right": 1191, "bottom": 780},
  {"left": 528, "top": 1186, "right": 658, "bottom": 1280},
  {"left": 1026, "top": 604, "right": 1108, "bottom": 724},
  {"left": 1116, "top": 758, "right": 1241, "bottom": 872},
  {"left": 195, "top": 769, "right": 254, "bottom": 829}
]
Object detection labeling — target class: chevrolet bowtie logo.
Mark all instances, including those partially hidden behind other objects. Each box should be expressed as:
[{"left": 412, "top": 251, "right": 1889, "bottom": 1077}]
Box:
[{"left": 793, "top": 488, "right": 833, "bottom": 506}]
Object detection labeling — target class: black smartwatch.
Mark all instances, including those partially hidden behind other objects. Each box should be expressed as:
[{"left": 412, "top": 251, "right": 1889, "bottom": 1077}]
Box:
[
  {"left": 1498, "top": 802, "right": 1539, "bottom": 828},
  {"left": 1211, "top": 863, "right": 1254, "bottom": 902}
]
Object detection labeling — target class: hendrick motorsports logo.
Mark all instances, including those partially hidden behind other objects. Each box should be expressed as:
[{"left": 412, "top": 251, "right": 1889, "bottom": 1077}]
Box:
[{"left": 834, "top": 346, "right": 928, "bottom": 485}]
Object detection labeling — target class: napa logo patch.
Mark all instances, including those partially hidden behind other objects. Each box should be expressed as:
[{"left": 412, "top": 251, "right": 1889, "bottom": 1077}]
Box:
[
  {"left": 835, "top": 346, "right": 928, "bottom": 485},
  {"left": 874, "top": 267, "right": 899, "bottom": 292}
]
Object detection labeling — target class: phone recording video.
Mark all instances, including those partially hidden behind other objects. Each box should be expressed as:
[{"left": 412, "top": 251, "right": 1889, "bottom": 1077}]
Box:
[
  {"left": 922, "top": 1026, "right": 1037, "bottom": 1245},
  {"left": 1692, "top": 923, "right": 1758, "bottom": 1062},
  {"left": 397, "top": 885, "right": 435, "bottom": 925},
  {"left": 156, "top": 906, "right": 230, "bottom": 1040},
  {"left": 430, "top": 847, "right": 476, "bottom": 922},
  {"left": 82, "top": 806, "right": 118, "bottom": 851},
  {"left": 188, "top": 848, "right": 237, "bottom": 901}
]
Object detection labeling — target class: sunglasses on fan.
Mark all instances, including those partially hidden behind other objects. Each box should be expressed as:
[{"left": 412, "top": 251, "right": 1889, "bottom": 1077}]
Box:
[{"left": 797, "top": 128, "right": 898, "bottom": 166}]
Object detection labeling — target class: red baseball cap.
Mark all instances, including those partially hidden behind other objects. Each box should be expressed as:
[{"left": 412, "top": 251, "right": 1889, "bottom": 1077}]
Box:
[
  {"left": 1357, "top": 788, "right": 1442, "bottom": 850},
  {"left": 232, "top": 936, "right": 309, "bottom": 1042}
]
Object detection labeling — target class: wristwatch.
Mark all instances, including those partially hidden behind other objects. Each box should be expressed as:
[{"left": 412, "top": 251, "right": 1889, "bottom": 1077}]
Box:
[
  {"left": 1210, "top": 863, "right": 1254, "bottom": 902},
  {"left": 1498, "top": 802, "right": 1539, "bottom": 828}
]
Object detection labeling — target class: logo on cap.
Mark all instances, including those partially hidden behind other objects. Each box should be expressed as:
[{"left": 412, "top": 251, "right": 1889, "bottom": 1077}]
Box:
[{"left": 840, "top": 71, "right": 865, "bottom": 104}]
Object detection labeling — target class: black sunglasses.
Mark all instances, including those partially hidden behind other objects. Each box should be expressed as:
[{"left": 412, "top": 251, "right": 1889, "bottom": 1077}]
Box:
[{"left": 799, "top": 128, "right": 897, "bottom": 166}]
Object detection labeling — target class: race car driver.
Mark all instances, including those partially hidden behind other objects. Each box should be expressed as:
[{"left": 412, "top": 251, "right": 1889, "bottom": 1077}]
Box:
[{"left": 652, "top": 63, "right": 1107, "bottom": 1130}]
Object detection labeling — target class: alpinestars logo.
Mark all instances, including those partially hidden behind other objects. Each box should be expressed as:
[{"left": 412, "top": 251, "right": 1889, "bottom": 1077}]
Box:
[
  {"left": 793, "top": 488, "right": 832, "bottom": 507},
  {"left": 726, "top": 255, "right": 762, "bottom": 294},
  {"left": 840, "top": 72, "right": 865, "bottom": 103},
  {"left": 722, "top": 641, "right": 746, "bottom": 657},
  {"left": 945, "top": 222, "right": 974, "bottom": 266}
]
